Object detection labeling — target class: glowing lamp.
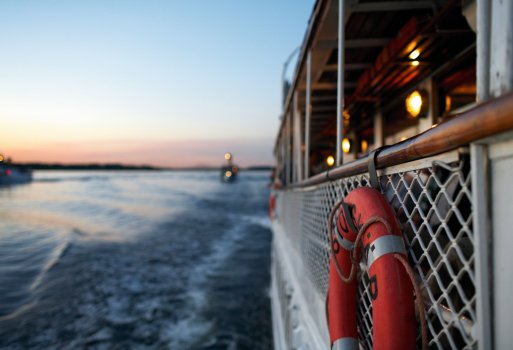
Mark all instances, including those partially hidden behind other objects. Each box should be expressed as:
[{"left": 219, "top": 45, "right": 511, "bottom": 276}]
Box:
[
  {"left": 224, "top": 153, "right": 232, "bottom": 161},
  {"left": 0, "top": 154, "right": 3, "bottom": 163},
  {"left": 326, "top": 155, "right": 335, "bottom": 167},
  {"left": 361, "top": 139, "right": 368, "bottom": 153},
  {"left": 343, "top": 110, "right": 351, "bottom": 127},
  {"left": 342, "top": 138, "right": 351, "bottom": 154},
  {"left": 408, "top": 49, "right": 420, "bottom": 60},
  {"left": 405, "top": 90, "right": 428, "bottom": 118},
  {"left": 445, "top": 95, "right": 452, "bottom": 112},
  {"left": 225, "top": 170, "right": 232, "bottom": 177},
  {"left": 411, "top": 60, "right": 420, "bottom": 67}
]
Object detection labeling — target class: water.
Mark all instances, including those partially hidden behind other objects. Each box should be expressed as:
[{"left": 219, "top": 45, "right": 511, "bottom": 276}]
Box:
[{"left": 0, "top": 170, "right": 273, "bottom": 349}]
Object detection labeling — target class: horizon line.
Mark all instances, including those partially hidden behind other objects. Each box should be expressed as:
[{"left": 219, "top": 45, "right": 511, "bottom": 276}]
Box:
[{"left": 13, "top": 161, "right": 274, "bottom": 170}]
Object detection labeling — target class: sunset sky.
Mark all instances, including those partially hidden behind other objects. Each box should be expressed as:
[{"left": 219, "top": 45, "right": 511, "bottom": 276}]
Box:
[{"left": 0, "top": 1, "right": 314, "bottom": 167}]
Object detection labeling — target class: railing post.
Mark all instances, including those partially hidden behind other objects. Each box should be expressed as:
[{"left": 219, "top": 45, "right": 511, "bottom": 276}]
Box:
[
  {"left": 336, "top": 0, "right": 345, "bottom": 166},
  {"left": 490, "top": 0, "right": 513, "bottom": 97},
  {"left": 293, "top": 92, "right": 303, "bottom": 181},
  {"left": 373, "top": 108, "right": 384, "bottom": 149},
  {"left": 304, "top": 50, "right": 312, "bottom": 178},
  {"left": 477, "top": 0, "right": 491, "bottom": 101},
  {"left": 286, "top": 111, "right": 292, "bottom": 185},
  {"left": 281, "top": 130, "right": 286, "bottom": 185}
]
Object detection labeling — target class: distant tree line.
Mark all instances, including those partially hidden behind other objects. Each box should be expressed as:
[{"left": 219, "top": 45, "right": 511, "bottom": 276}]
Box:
[
  {"left": 17, "top": 163, "right": 273, "bottom": 171},
  {"left": 18, "top": 163, "right": 160, "bottom": 170}
]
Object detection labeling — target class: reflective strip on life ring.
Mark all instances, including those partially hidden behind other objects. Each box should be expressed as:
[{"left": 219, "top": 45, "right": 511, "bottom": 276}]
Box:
[
  {"left": 331, "top": 337, "right": 359, "bottom": 350},
  {"left": 328, "top": 187, "right": 416, "bottom": 350},
  {"left": 366, "top": 235, "right": 406, "bottom": 269}
]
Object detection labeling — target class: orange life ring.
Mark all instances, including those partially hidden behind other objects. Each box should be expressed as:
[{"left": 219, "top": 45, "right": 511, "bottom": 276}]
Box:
[
  {"left": 327, "top": 187, "right": 416, "bottom": 350},
  {"left": 327, "top": 203, "right": 358, "bottom": 349}
]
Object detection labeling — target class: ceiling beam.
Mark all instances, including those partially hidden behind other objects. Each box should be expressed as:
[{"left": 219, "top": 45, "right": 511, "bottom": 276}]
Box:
[
  {"left": 311, "top": 95, "right": 337, "bottom": 102},
  {"left": 324, "top": 63, "right": 373, "bottom": 72},
  {"left": 314, "top": 38, "right": 392, "bottom": 50},
  {"left": 346, "top": 38, "right": 392, "bottom": 48},
  {"left": 349, "top": 1, "right": 436, "bottom": 13},
  {"left": 346, "top": 63, "right": 373, "bottom": 70},
  {"left": 310, "top": 112, "right": 337, "bottom": 117},
  {"left": 310, "top": 82, "right": 357, "bottom": 90},
  {"left": 312, "top": 105, "right": 337, "bottom": 113}
]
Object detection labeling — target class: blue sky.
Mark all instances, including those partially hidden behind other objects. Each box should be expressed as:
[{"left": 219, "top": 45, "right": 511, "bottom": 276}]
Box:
[{"left": 0, "top": 1, "right": 315, "bottom": 166}]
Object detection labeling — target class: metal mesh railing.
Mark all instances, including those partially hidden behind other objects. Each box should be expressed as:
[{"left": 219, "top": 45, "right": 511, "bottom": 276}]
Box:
[{"left": 275, "top": 151, "right": 476, "bottom": 349}]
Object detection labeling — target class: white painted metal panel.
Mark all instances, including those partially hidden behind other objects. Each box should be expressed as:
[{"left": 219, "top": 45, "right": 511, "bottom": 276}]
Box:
[
  {"left": 489, "top": 136, "right": 513, "bottom": 350},
  {"left": 471, "top": 143, "right": 492, "bottom": 350}
]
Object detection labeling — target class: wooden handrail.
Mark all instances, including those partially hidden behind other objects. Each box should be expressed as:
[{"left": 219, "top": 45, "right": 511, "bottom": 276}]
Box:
[{"left": 291, "top": 91, "right": 513, "bottom": 188}]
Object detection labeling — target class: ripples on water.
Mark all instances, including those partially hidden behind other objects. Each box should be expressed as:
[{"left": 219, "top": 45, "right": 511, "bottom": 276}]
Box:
[{"left": 0, "top": 170, "right": 272, "bottom": 349}]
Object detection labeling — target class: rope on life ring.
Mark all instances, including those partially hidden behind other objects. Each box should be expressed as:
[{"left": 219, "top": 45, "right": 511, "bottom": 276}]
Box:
[{"left": 326, "top": 187, "right": 427, "bottom": 350}]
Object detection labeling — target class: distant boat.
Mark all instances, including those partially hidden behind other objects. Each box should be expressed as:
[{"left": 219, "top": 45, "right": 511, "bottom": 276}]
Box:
[
  {"left": 221, "top": 153, "right": 238, "bottom": 182},
  {"left": 0, "top": 155, "right": 32, "bottom": 185}
]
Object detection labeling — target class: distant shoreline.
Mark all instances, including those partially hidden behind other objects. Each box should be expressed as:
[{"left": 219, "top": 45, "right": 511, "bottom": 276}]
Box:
[{"left": 16, "top": 163, "right": 273, "bottom": 171}]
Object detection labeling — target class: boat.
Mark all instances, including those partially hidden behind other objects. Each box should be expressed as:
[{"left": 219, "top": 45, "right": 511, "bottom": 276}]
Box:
[
  {"left": 270, "top": 1, "right": 513, "bottom": 349},
  {"left": 221, "top": 152, "right": 238, "bottom": 182},
  {"left": 0, "top": 154, "right": 32, "bottom": 185}
]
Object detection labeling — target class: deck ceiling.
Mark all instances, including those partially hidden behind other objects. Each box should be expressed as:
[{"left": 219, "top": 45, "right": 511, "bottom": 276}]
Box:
[{"left": 292, "top": 0, "right": 476, "bottom": 146}]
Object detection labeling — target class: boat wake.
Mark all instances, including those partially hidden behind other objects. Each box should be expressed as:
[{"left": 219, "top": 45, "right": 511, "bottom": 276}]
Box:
[
  {"left": 0, "top": 171, "right": 272, "bottom": 349},
  {"left": 162, "top": 216, "right": 253, "bottom": 349}
]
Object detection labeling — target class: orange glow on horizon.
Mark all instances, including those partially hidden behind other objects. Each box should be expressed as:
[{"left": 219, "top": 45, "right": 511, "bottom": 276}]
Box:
[{"left": 3, "top": 139, "right": 273, "bottom": 168}]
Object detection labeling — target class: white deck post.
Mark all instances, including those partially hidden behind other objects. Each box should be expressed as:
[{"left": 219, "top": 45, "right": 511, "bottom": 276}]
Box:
[
  {"left": 336, "top": 0, "right": 345, "bottom": 166},
  {"left": 473, "top": 2, "right": 492, "bottom": 347},
  {"left": 293, "top": 92, "right": 303, "bottom": 182},
  {"left": 282, "top": 115, "right": 289, "bottom": 186},
  {"left": 290, "top": 110, "right": 295, "bottom": 184},
  {"left": 281, "top": 130, "right": 286, "bottom": 185},
  {"left": 373, "top": 108, "right": 384, "bottom": 149},
  {"left": 490, "top": 0, "right": 513, "bottom": 97},
  {"left": 286, "top": 111, "right": 292, "bottom": 185},
  {"left": 477, "top": 0, "right": 491, "bottom": 101},
  {"left": 304, "top": 50, "right": 312, "bottom": 179}
]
